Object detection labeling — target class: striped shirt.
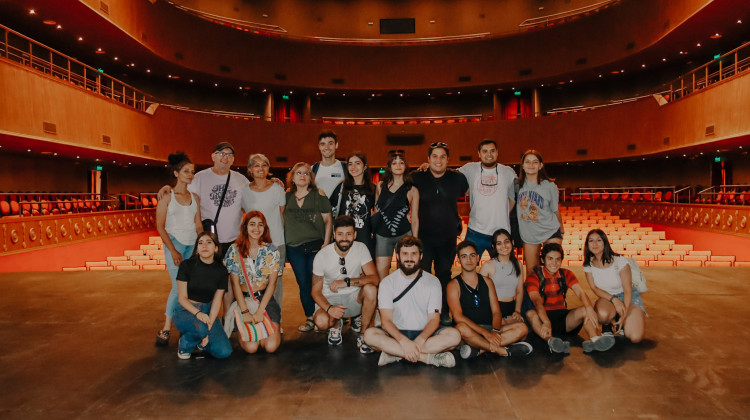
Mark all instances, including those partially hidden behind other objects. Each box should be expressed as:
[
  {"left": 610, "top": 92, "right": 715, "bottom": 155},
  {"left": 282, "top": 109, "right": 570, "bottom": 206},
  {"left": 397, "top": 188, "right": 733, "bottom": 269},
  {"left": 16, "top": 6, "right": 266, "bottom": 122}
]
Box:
[{"left": 524, "top": 267, "right": 578, "bottom": 311}]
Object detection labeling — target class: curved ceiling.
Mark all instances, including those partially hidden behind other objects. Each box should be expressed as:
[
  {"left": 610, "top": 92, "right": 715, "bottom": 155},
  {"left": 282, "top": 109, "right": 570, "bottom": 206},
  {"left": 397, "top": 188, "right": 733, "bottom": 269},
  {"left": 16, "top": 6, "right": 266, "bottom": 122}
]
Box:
[{"left": 166, "top": 0, "right": 618, "bottom": 41}]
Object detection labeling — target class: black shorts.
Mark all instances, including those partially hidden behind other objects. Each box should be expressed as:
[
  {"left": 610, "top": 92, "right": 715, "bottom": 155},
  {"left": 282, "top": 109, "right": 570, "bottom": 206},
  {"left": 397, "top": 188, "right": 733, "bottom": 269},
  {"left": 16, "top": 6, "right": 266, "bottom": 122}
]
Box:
[
  {"left": 547, "top": 228, "right": 563, "bottom": 241},
  {"left": 499, "top": 300, "right": 517, "bottom": 318},
  {"left": 547, "top": 309, "right": 583, "bottom": 337}
]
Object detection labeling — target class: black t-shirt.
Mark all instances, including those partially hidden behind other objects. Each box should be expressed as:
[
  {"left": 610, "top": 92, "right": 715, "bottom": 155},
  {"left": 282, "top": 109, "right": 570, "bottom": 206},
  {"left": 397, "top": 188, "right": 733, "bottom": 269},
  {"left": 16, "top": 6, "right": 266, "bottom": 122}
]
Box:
[
  {"left": 332, "top": 184, "right": 375, "bottom": 247},
  {"left": 412, "top": 169, "right": 468, "bottom": 238},
  {"left": 176, "top": 257, "right": 228, "bottom": 303}
]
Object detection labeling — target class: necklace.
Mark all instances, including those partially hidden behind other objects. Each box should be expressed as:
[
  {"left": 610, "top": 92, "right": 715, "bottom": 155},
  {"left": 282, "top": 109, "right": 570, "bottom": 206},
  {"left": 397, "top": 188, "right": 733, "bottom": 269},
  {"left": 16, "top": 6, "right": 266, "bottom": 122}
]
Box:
[
  {"left": 459, "top": 275, "right": 481, "bottom": 307},
  {"left": 498, "top": 259, "right": 515, "bottom": 276}
]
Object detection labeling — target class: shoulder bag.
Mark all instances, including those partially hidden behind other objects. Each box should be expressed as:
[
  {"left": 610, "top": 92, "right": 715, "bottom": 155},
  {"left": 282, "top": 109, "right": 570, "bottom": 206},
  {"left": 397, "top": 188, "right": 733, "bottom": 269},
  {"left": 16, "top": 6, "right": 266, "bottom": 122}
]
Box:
[{"left": 232, "top": 249, "right": 277, "bottom": 342}]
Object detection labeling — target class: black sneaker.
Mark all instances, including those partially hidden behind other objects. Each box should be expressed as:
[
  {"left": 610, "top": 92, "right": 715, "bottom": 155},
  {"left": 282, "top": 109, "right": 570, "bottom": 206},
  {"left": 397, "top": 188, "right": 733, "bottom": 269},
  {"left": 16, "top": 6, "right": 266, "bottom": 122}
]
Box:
[
  {"left": 505, "top": 341, "right": 533, "bottom": 357},
  {"left": 583, "top": 335, "right": 615, "bottom": 353}
]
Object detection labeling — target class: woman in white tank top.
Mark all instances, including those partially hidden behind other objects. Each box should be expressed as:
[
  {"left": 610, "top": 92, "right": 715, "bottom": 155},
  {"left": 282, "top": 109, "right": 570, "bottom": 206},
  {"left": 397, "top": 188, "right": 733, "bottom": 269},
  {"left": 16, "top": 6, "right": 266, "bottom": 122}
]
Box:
[
  {"left": 479, "top": 229, "right": 525, "bottom": 324},
  {"left": 155, "top": 152, "right": 203, "bottom": 346}
]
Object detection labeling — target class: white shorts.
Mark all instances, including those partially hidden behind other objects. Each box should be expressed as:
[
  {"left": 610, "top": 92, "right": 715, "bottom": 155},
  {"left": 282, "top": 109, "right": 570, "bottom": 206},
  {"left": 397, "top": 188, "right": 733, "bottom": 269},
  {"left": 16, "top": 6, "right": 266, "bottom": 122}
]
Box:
[{"left": 316, "top": 290, "right": 362, "bottom": 318}]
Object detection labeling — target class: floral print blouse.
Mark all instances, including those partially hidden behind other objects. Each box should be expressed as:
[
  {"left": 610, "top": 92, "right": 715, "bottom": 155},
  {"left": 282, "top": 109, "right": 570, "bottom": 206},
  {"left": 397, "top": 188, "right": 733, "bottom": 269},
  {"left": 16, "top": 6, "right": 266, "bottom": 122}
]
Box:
[{"left": 224, "top": 243, "right": 281, "bottom": 292}]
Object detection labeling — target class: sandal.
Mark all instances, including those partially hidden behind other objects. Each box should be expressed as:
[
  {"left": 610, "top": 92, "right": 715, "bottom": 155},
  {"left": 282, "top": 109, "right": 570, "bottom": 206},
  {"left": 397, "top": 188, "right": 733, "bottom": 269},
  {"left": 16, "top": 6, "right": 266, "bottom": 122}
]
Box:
[
  {"left": 297, "top": 318, "right": 315, "bottom": 333},
  {"left": 155, "top": 329, "right": 170, "bottom": 346}
]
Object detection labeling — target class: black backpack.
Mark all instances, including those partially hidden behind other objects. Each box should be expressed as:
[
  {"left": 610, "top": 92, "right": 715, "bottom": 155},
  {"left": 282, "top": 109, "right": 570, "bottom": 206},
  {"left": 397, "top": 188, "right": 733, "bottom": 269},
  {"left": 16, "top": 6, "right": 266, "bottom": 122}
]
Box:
[{"left": 533, "top": 265, "right": 568, "bottom": 307}]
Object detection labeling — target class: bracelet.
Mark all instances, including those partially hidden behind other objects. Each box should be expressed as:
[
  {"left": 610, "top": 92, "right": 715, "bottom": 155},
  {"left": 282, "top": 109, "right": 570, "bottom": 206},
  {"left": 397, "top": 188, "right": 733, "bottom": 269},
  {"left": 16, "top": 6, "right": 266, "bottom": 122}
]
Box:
[
  {"left": 194, "top": 311, "right": 201, "bottom": 317},
  {"left": 609, "top": 295, "right": 616, "bottom": 303},
  {"left": 241, "top": 309, "right": 250, "bottom": 314},
  {"left": 326, "top": 305, "right": 332, "bottom": 313}
]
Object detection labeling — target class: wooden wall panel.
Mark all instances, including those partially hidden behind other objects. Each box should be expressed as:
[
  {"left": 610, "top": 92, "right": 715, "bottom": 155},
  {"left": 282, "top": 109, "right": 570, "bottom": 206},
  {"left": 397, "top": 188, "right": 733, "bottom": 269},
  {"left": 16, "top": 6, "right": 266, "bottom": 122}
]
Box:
[
  {"left": 0, "top": 209, "right": 156, "bottom": 255},
  {"left": 1, "top": 59, "right": 749, "bottom": 168},
  {"left": 573, "top": 201, "right": 750, "bottom": 238}
]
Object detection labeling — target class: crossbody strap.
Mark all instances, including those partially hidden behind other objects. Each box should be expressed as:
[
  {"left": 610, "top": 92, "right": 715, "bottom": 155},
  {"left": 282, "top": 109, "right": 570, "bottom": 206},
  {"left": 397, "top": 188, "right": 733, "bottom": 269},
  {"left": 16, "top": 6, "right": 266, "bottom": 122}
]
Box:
[
  {"left": 393, "top": 270, "right": 423, "bottom": 303},
  {"left": 236, "top": 247, "right": 260, "bottom": 303},
  {"left": 213, "top": 172, "right": 231, "bottom": 227}
]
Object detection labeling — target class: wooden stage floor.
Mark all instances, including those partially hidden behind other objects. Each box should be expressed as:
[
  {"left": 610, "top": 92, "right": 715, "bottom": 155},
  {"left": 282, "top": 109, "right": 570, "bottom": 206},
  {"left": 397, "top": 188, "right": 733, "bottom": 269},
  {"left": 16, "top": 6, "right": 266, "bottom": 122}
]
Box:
[{"left": 1, "top": 266, "right": 748, "bottom": 419}]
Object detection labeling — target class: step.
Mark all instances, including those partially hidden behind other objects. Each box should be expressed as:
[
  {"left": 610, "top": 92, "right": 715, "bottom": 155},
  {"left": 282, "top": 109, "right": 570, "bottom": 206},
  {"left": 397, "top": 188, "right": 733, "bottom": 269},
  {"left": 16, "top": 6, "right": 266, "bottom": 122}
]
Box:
[
  {"left": 89, "top": 266, "right": 114, "bottom": 271},
  {"left": 142, "top": 264, "right": 167, "bottom": 270},
  {"left": 107, "top": 256, "right": 128, "bottom": 262},
  {"left": 62, "top": 267, "right": 86, "bottom": 271},
  {"left": 123, "top": 250, "right": 145, "bottom": 257},
  {"left": 115, "top": 265, "right": 140, "bottom": 271},
  {"left": 85, "top": 261, "right": 109, "bottom": 268}
]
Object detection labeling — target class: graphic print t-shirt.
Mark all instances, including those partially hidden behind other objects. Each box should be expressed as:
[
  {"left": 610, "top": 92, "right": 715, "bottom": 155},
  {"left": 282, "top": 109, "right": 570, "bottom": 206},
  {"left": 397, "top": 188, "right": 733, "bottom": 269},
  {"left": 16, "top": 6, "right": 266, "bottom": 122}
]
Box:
[
  {"left": 516, "top": 179, "right": 560, "bottom": 244},
  {"left": 188, "top": 169, "right": 249, "bottom": 243}
]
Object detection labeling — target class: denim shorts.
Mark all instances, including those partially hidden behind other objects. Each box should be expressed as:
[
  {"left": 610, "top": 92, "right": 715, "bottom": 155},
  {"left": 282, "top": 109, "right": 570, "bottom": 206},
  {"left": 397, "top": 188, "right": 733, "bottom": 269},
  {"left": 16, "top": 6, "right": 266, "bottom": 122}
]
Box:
[{"left": 614, "top": 288, "right": 648, "bottom": 317}]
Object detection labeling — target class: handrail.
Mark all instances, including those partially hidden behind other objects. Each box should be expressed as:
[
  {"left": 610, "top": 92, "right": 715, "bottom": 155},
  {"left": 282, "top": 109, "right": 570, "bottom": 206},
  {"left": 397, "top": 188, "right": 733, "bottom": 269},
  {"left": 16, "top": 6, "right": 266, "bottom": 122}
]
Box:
[
  {"left": 13, "top": 193, "right": 120, "bottom": 216},
  {"left": 316, "top": 114, "right": 484, "bottom": 125},
  {"left": 0, "top": 24, "right": 157, "bottom": 112},
  {"left": 545, "top": 93, "right": 663, "bottom": 115},
  {"left": 667, "top": 41, "right": 750, "bottom": 102},
  {"left": 519, "top": 0, "right": 620, "bottom": 28}
]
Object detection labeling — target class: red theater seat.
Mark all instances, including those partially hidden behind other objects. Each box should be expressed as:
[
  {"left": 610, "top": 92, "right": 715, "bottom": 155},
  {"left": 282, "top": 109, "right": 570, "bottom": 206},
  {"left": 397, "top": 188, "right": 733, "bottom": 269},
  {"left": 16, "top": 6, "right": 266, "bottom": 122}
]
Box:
[{"left": 0, "top": 200, "right": 10, "bottom": 216}]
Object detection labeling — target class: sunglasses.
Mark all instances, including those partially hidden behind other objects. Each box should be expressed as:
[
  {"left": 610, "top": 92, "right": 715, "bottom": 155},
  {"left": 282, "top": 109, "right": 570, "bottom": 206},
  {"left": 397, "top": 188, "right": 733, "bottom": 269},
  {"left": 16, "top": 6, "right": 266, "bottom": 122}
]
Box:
[
  {"left": 430, "top": 142, "right": 448, "bottom": 148},
  {"left": 339, "top": 257, "right": 347, "bottom": 275}
]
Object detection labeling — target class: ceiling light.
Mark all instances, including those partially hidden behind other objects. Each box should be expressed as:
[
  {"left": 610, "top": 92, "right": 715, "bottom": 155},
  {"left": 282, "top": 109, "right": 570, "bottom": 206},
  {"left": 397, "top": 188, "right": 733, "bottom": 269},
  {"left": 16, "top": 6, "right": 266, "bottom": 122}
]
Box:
[
  {"left": 168, "top": 75, "right": 171, "bottom": 78},
  {"left": 662, "top": 58, "right": 667, "bottom": 62},
  {"left": 56, "top": 24, "right": 62, "bottom": 29},
  {"left": 113, "top": 57, "right": 118, "bottom": 61},
  {"left": 214, "top": 83, "right": 218, "bottom": 87},
  {"left": 598, "top": 74, "right": 602, "bottom": 78},
  {"left": 738, "top": 19, "right": 743, "bottom": 24},
  {"left": 27, "top": 149, "right": 31, "bottom": 152},
  {"left": 189, "top": 79, "right": 194, "bottom": 83},
  {"left": 399, "top": 93, "right": 403, "bottom": 97},
  {"left": 710, "top": 33, "right": 722, "bottom": 39},
  {"left": 696, "top": 42, "right": 701, "bottom": 47},
  {"left": 95, "top": 48, "right": 105, "bottom": 54},
  {"left": 641, "top": 64, "right": 646, "bottom": 68},
  {"left": 146, "top": 69, "right": 151, "bottom": 73},
  {"left": 569, "top": 80, "right": 573, "bottom": 83},
  {"left": 54, "top": 152, "right": 57, "bottom": 156},
  {"left": 342, "top": 93, "right": 346, "bottom": 96},
  {"left": 76, "top": 156, "right": 80, "bottom": 159},
  {"left": 429, "top": 20, "right": 436, "bottom": 24},
  {"left": 77, "top": 36, "right": 83, "bottom": 41},
  {"left": 261, "top": 13, "right": 269, "bottom": 18},
  {"left": 29, "top": 9, "right": 36, "bottom": 15}
]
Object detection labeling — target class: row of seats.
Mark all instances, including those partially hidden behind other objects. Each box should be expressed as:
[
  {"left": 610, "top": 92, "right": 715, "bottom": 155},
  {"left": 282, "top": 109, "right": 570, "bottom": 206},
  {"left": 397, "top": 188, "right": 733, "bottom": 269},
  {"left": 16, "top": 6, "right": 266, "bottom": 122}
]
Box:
[
  {"left": 62, "top": 237, "right": 167, "bottom": 271},
  {"left": 0, "top": 192, "right": 158, "bottom": 218},
  {"left": 572, "top": 190, "right": 679, "bottom": 203},
  {"left": 695, "top": 189, "right": 750, "bottom": 206}
]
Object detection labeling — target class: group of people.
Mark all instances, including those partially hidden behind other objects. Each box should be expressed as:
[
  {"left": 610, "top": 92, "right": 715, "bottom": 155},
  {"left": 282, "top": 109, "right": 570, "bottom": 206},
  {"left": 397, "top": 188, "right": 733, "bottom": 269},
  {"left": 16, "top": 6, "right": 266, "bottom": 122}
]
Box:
[{"left": 153, "top": 132, "right": 647, "bottom": 366}]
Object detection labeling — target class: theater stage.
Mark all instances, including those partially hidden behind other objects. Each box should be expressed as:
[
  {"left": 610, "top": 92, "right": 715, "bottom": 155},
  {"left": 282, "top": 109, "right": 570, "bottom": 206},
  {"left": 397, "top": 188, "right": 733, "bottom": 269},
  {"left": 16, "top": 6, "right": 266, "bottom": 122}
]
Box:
[{"left": 1, "top": 266, "right": 748, "bottom": 419}]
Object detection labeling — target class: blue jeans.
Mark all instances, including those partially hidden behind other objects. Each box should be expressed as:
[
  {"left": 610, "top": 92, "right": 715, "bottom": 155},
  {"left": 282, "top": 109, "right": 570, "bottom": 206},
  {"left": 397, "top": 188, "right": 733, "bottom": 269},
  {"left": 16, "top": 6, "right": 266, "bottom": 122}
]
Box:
[
  {"left": 173, "top": 302, "right": 232, "bottom": 359},
  {"left": 465, "top": 228, "right": 493, "bottom": 260},
  {"left": 286, "top": 244, "right": 316, "bottom": 317},
  {"left": 164, "top": 234, "right": 195, "bottom": 318},
  {"left": 273, "top": 245, "right": 286, "bottom": 321}
]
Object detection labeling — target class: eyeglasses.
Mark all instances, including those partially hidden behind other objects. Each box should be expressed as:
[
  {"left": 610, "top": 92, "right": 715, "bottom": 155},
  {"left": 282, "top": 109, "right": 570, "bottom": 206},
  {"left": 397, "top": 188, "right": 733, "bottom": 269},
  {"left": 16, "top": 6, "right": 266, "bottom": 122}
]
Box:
[
  {"left": 430, "top": 142, "right": 448, "bottom": 148},
  {"left": 480, "top": 166, "right": 498, "bottom": 186},
  {"left": 214, "top": 151, "right": 234, "bottom": 158},
  {"left": 339, "top": 257, "right": 347, "bottom": 275}
]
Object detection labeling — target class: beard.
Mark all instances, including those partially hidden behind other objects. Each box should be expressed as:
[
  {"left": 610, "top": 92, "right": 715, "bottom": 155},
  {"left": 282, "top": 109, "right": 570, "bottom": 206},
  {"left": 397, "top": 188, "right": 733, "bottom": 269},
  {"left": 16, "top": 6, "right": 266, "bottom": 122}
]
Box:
[
  {"left": 335, "top": 240, "right": 352, "bottom": 252},
  {"left": 398, "top": 259, "right": 421, "bottom": 276}
]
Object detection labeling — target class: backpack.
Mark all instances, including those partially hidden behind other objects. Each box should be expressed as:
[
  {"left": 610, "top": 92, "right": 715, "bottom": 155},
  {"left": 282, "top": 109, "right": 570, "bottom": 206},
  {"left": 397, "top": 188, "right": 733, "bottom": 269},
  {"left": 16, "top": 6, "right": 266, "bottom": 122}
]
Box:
[
  {"left": 311, "top": 160, "right": 347, "bottom": 177},
  {"left": 533, "top": 265, "right": 568, "bottom": 307},
  {"left": 625, "top": 257, "right": 648, "bottom": 293}
]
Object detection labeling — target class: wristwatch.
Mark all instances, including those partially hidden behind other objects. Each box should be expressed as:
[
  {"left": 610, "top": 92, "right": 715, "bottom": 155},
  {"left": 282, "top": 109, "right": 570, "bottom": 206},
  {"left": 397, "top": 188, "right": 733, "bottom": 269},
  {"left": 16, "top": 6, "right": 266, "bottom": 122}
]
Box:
[{"left": 344, "top": 277, "right": 351, "bottom": 287}]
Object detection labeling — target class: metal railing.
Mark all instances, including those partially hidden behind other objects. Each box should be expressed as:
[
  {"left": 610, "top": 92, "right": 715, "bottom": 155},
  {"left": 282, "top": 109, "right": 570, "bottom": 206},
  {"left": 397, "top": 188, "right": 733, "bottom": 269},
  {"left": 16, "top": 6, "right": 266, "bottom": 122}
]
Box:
[
  {"left": 668, "top": 41, "right": 750, "bottom": 101},
  {"left": 696, "top": 185, "right": 750, "bottom": 205},
  {"left": 570, "top": 186, "right": 689, "bottom": 204},
  {"left": 12, "top": 193, "right": 120, "bottom": 216},
  {"left": 0, "top": 24, "right": 156, "bottom": 112},
  {"left": 316, "top": 114, "right": 485, "bottom": 125},
  {"left": 519, "top": 0, "right": 620, "bottom": 28}
]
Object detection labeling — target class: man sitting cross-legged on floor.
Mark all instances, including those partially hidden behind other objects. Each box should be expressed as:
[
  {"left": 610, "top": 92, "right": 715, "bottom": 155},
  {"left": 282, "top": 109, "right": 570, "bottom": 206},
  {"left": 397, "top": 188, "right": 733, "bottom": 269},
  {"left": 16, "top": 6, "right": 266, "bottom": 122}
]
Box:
[
  {"left": 312, "top": 215, "right": 380, "bottom": 353},
  {"left": 447, "top": 240, "right": 533, "bottom": 359},
  {"left": 523, "top": 243, "right": 615, "bottom": 354},
  {"left": 363, "top": 236, "right": 461, "bottom": 367}
]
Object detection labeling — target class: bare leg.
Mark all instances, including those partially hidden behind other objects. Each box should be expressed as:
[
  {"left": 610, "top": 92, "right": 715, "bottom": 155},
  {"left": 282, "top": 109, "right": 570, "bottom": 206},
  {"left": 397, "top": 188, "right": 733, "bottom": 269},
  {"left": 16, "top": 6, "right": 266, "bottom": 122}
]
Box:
[
  {"left": 262, "top": 325, "right": 282, "bottom": 353},
  {"left": 313, "top": 308, "right": 338, "bottom": 330},
  {"left": 419, "top": 327, "right": 461, "bottom": 355},
  {"left": 376, "top": 256, "right": 392, "bottom": 280},
  {"left": 594, "top": 298, "right": 618, "bottom": 324},
  {"left": 358, "top": 284, "right": 378, "bottom": 335},
  {"left": 566, "top": 306, "right": 595, "bottom": 339},
  {"left": 364, "top": 328, "right": 407, "bottom": 357},
  {"left": 161, "top": 316, "right": 172, "bottom": 332},
  {"left": 498, "top": 322, "right": 529, "bottom": 346},
  {"left": 523, "top": 243, "right": 542, "bottom": 272},
  {"left": 623, "top": 306, "right": 645, "bottom": 343},
  {"left": 525, "top": 309, "right": 550, "bottom": 340}
]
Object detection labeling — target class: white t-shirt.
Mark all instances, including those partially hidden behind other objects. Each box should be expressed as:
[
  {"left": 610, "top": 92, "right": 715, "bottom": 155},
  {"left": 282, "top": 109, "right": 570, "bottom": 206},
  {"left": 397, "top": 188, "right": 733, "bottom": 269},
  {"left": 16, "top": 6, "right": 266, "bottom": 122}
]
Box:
[
  {"left": 378, "top": 269, "right": 442, "bottom": 331},
  {"left": 313, "top": 241, "right": 372, "bottom": 298},
  {"left": 241, "top": 183, "right": 286, "bottom": 246},
  {"left": 188, "top": 168, "right": 250, "bottom": 243},
  {"left": 459, "top": 162, "right": 517, "bottom": 235},
  {"left": 583, "top": 256, "right": 628, "bottom": 295},
  {"left": 315, "top": 161, "right": 345, "bottom": 198}
]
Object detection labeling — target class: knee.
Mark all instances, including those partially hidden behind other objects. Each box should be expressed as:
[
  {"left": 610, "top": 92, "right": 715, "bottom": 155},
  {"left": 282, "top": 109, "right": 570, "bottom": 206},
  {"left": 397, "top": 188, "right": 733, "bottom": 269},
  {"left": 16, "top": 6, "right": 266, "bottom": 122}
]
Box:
[
  {"left": 313, "top": 311, "right": 329, "bottom": 330},
  {"left": 443, "top": 327, "right": 462, "bottom": 347},
  {"left": 362, "top": 284, "right": 378, "bottom": 301},
  {"left": 241, "top": 341, "right": 259, "bottom": 354},
  {"left": 512, "top": 322, "right": 529, "bottom": 339},
  {"left": 264, "top": 336, "right": 281, "bottom": 353},
  {"left": 627, "top": 327, "right": 644, "bottom": 343},
  {"left": 454, "top": 322, "right": 471, "bottom": 337},
  {"left": 213, "top": 344, "right": 233, "bottom": 359},
  {"left": 363, "top": 327, "right": 380, "bottom": 345}
]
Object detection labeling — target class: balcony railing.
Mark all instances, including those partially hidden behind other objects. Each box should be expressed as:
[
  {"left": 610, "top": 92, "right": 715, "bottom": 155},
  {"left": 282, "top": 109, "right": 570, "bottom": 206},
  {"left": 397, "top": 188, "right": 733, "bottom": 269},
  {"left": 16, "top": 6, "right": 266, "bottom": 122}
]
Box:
[
  {"left": 0, "top": 24, "right": 156, "bottom": 112},
  {"left": 668, "top": 41, "right": 750, "bottom": 102}
]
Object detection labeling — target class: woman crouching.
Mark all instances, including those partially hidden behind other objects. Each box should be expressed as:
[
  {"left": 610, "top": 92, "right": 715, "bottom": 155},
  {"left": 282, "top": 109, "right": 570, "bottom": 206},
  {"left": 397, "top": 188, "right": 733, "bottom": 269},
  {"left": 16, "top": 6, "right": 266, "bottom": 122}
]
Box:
[
  {"left": 173, "top": 231, "right": 232, "bottom": 359},
  {"left": 223, "top": 211, "right": 282, "bottom": 354}
]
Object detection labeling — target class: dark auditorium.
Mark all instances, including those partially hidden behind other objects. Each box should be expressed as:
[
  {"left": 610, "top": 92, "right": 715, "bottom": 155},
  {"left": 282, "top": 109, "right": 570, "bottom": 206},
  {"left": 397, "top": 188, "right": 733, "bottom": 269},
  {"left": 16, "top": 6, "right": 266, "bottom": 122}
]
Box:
[{"left": 1, "top": 0, "right": 750, "bottom": 418}]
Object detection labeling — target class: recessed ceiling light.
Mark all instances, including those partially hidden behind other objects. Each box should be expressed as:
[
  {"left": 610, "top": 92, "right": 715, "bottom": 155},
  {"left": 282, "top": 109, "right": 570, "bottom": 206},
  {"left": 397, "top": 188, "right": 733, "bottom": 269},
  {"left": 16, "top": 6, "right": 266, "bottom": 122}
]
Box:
[
  {"left": 76, "top": 156, "right": 80, "bottom": 158},
  {"left": 56, "top": 24, "right": 62, "bottom": 29},
  {"left": 54, "top": 152, "right": 57, "bottom": 156},
  {"left": 710, "top": 33, "right": 722, "bottom": 39},
  {"left": 27, "top": 149, "right": 31, "bottom": 152},
  {"left": 342, "top": 93, "right": 346, "bottom": 96},
  {"left": 696, "top": 42, "right": 701, "bottom": 47},
  {"left": 662, "top": 58, "right": 667, "bottom": 62},
  {"left": 261, "top": 13, "right": 269, "bottom": 18},
  {"left": 95, "top": 48, "right": 105, "bottom": 54},
  {"left": 641, "top": 64, "right": 646, "bottom": 68},
  {"left": 113, "top": 57, "right": 118, "bottom": 60},
  {"left": 77, "top": 36, "right": 83, "bottom": 41},
  {"left": 738, "top": 19, "right": 743, "bottom": 24},
  {"left": 214, "top": 83, "right": 218, "bottom": 87},
  {"left": 29, "top": 9, "right": 36, "bottom": 15},
  {"left": 598, "top": 74, "right": 602, "bottom": 77},
  {"left": 189, "top": 79, "right": 194, "bottom": 83},
  {"left": 146, "top": 69, "right": 151, "bottom": 73}
]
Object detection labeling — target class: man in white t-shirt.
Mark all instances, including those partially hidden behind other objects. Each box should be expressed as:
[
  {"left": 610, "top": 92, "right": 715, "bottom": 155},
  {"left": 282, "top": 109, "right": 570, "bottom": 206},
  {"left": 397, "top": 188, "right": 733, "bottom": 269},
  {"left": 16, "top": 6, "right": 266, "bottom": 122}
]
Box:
[
  {"left": 312, "top": 215, "right": 380, "bottom": 353},
  {"left": 312, "top": 130, "right": 346, "bottom": 199},
  {"left": 460, "top": 139, "right": 517, "bottom": 259},
  {"left": 363, "top": 236, "right": 461, "bottom": 367}
]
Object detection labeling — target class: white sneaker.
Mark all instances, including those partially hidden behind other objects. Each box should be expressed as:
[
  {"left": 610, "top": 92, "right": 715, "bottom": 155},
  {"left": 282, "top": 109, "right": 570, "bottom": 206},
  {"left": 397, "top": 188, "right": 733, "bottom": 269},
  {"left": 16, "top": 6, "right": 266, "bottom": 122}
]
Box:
[
  {"left": 547, "top": 337, "right": 570, "bottom": 354},
  {"left": 378, "top": 351, "right": 403, "bottom": 366},
  {"left": 177, "top": 349, "right": 191, "bottom": 360},
  {"left": 427, "top": 352, "right": 456, "bottom": 368},
  {"left": 327, "top": 319, "right": 343, "bottom": 346}
]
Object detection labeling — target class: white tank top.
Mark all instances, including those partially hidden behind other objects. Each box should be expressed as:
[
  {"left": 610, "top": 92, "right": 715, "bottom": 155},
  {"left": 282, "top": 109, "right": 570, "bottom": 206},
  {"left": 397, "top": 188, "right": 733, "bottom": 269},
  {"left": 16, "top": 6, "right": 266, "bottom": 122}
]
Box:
[
  {"left": 489, "top": 259, "right": 519, "bottom": 300},
  {"left": 165, "top": 190, "right": 198, "bottom": 245}
]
